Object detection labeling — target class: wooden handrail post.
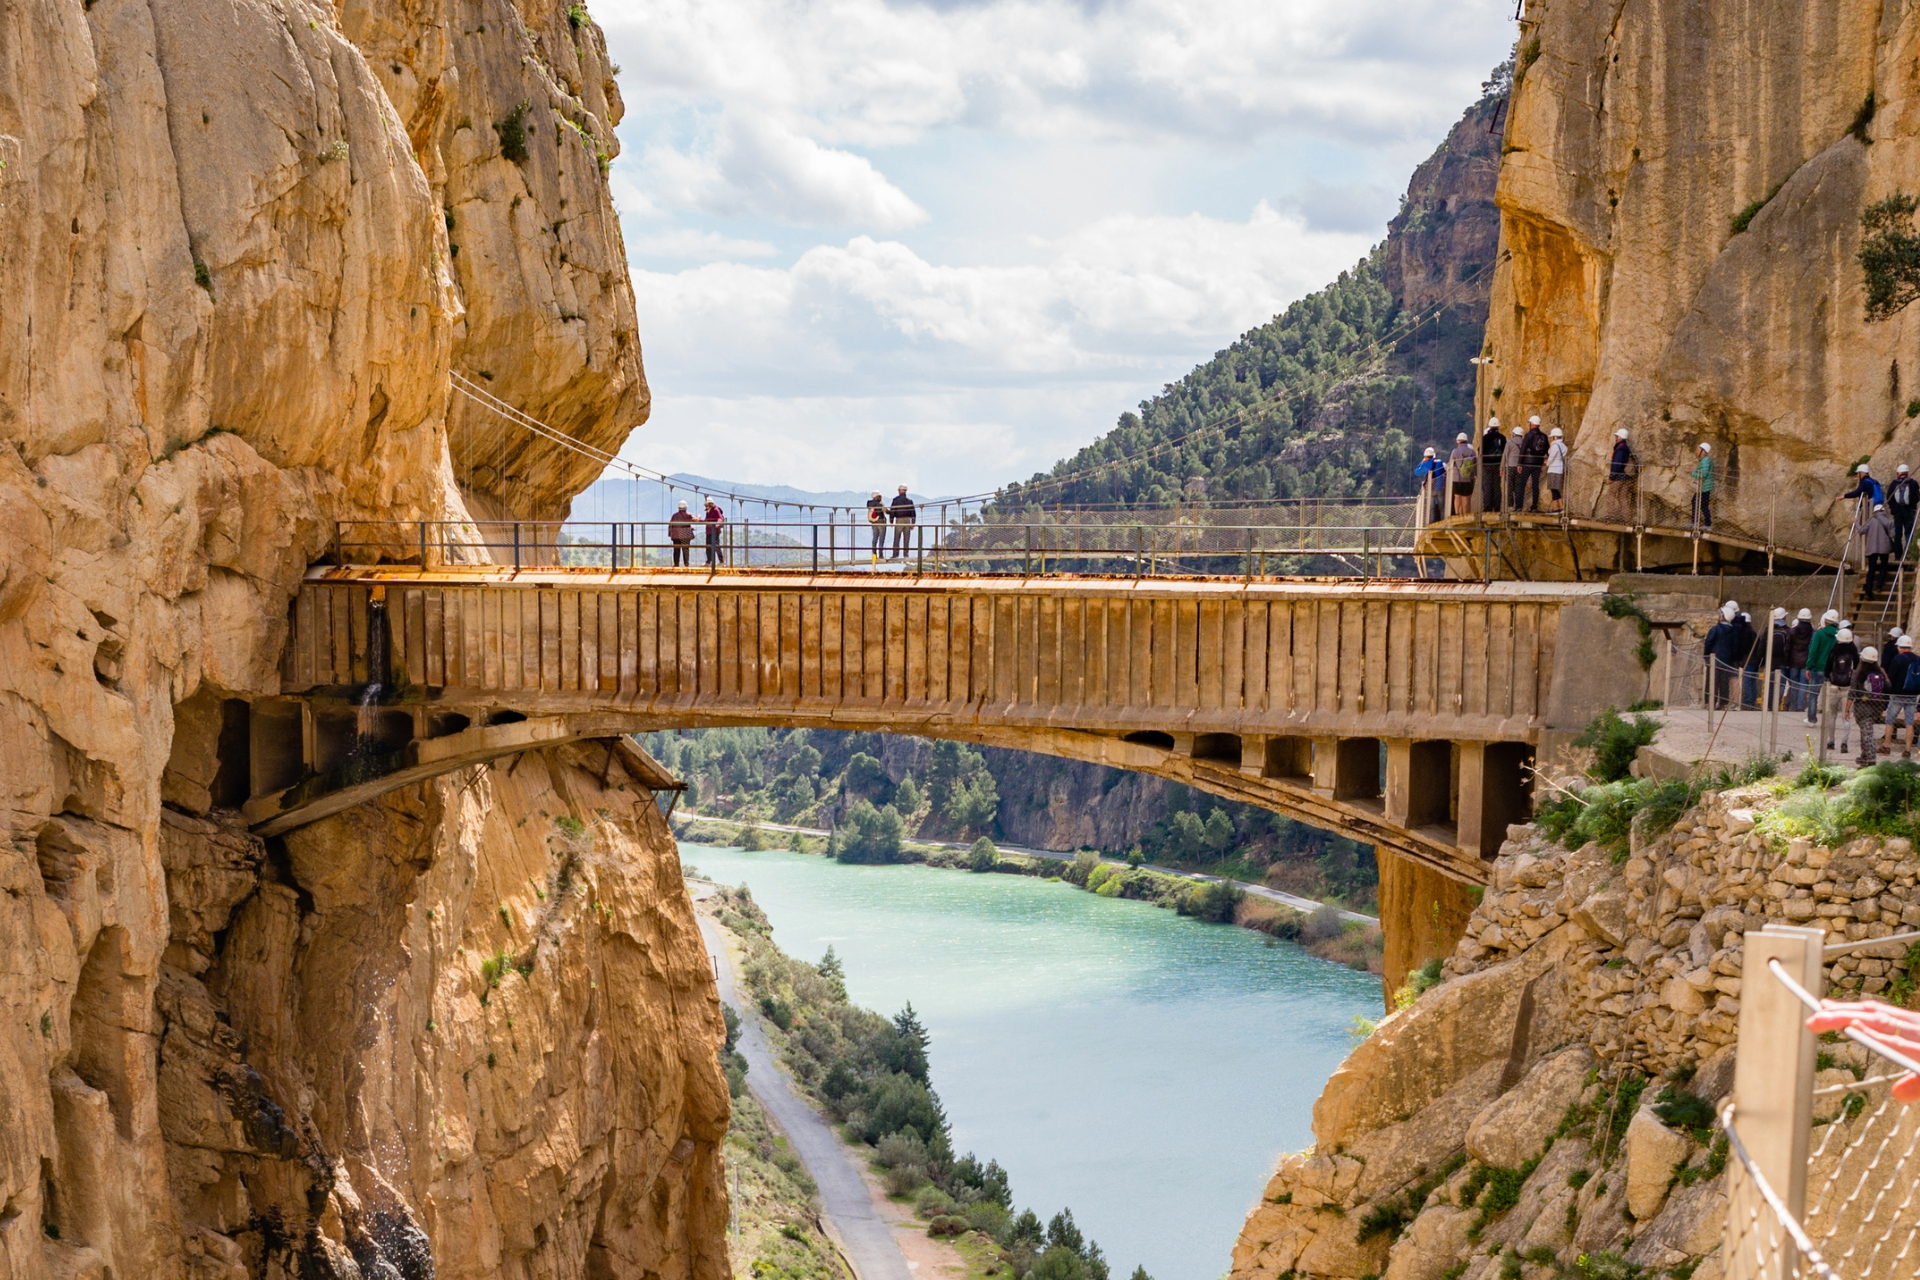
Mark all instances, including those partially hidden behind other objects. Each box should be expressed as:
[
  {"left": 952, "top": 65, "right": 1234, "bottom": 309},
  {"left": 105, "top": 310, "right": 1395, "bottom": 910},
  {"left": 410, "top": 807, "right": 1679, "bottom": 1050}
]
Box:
[{"left": 1724, "top": 926, "right": 1823, "bottom": 1280}]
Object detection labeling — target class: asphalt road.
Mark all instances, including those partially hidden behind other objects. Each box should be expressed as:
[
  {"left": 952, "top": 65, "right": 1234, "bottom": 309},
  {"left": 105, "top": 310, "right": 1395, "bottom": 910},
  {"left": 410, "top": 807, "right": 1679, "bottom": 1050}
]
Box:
[{"left": 698, "top": 915, "right": 910, "bottom": 1280}]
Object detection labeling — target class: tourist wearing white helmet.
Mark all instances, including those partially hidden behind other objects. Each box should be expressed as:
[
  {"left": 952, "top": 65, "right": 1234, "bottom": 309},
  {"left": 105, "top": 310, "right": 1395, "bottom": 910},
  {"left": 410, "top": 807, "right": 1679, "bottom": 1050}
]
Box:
[
  {"left": 1842, "top": 462, "right": 1885, "bottom": 520},
  {"left": 1885, "top": 634, "right": 1919, "bottom": 760},
  {"left": 1517, "top": 415, "right": 1550, "bottom": 513},
  {"left": 1481, "top": 417, "right": 1508, "bottom": 515},
  {"left": 1806, "top": 610, "right": 1842, "bottom": 727},
  {"left": 1827, "top": 627, "right": 1861, "bottom": 754},
  {"left": 1691, "top": 441, "right": 1715, "bottom": 530},
  {"left": 1865, "top": 501, "right": 1899, "bottom": 599},
  {"left": 1890, "top": 463, "right": 1919, "bottom": 554},
  {"left": 1545, "top": 426, "right": 1568, "bottom": 513},
  {"left": 1449, "top": 432, "right": 1477, "bottom": 516},
  {"left": 1415, "top": 446, "right": 1446, "bottom": 524},
  {"left": 1784, "top": 607, "right": 1814, "bottom": 714},
  {"left": 1853, "top": 644, "right": 1890, "bottom": 766},
  {"left": 1605, "top": 428, "right": 1635, "bottom": 521}
]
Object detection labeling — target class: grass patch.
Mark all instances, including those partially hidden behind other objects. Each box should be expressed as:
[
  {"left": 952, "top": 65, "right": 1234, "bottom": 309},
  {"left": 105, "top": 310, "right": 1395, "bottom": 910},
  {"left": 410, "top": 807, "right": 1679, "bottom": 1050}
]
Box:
[{"left": 1576, "top": 707, "right": 1660, "bottom": 782}]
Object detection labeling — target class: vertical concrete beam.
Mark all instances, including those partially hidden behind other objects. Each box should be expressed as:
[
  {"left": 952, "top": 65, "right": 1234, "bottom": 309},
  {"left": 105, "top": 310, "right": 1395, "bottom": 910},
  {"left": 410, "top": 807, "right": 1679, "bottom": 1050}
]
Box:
[
  {"left": 1457, "top": 741, "right": 1535, "bottom": 858},
  {"left": 1310, "top": 737, "right": 1340, "bottom": 795},
  {"left": 1240, "top": 735, "right": 1268, "bottom": 777},
  {"left": 1457, "top": 742, "right": 1489, "bottom": 859}
]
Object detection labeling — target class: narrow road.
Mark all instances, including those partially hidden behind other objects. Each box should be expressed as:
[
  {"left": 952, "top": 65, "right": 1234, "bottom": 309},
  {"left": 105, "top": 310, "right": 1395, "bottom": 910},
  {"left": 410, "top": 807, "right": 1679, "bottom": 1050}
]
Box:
[
  {"left": 696, "top": 913, "right": 911, "bottom": 1280},
  {"left": 678, "top": 811, "right": 1377, "bottom": 924}
]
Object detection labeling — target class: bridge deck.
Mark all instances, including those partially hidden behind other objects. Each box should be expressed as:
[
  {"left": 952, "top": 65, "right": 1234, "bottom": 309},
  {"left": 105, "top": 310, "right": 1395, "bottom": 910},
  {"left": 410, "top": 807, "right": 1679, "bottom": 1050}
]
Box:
[{"left": 258, "top": 566, "right": 1651, "bottom": 884}]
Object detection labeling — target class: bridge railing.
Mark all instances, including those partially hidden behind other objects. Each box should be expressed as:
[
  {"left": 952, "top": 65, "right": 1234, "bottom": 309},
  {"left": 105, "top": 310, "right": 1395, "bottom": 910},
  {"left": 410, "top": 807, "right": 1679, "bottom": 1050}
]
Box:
[{"left": 329, "top": 517, "right": 1469, "bottom": 578}]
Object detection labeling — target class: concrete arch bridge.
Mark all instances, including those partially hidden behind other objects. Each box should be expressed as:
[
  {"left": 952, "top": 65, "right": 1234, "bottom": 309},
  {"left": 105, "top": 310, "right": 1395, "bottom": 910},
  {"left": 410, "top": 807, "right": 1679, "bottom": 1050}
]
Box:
[{"left": 228, "top": 564, "right": 1650, "bottom": 986}]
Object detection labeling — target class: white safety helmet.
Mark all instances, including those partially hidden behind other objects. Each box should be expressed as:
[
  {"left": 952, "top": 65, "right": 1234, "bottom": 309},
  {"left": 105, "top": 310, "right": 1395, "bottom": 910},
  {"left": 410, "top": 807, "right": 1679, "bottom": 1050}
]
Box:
[
  {"left": 1529, "top": 415, "right": 1542, "bottom": 425},
  {"left": 1876, "top": 503, "right": 1887, "bottom": 512},
  {"left": 1772, "top": 607, "right": 1787, "bottom": 621},
  {"left": 1488, "top": 417, "right": 1501, "bottom": 429},
  {"left": 1423, "top": 446, "right": 1436, "bottom": 458},
  {"left": 1698, "top": 441, "right": 1712, "bottom": 453},
  {"left": 1858, "top": 464, "right": 1872, "bottom": 475},
  {"left": 1901, "top": 636, "right": 1914, "bottom": 650},
  {"left": 1457, "top": 432, "right": 1469, "bottom": 443},
  {"left": 1797, "top": 608, "right": 1813, "bottom": 621},
  {"left": 1838, "top": 628, "right": 1855, "bottom": 644},
  {"left": 1549, "top": 427, "right": 1563, "bottom": 438},
  {"left": 1823, "top": 609, "right": 1841, "bottom": 624},
  {"left": 1615, "top": 428, "right": 1629, "bottom": 439},
  {"left": 1862, "top": 646, "right": 1880, "bottom": 663},
  {"left": 1901, "top": 464, "right": 1912, "bottom": 475},
  {"left": 1721, "top": 600, "right": 1740, "bottom": 620}
]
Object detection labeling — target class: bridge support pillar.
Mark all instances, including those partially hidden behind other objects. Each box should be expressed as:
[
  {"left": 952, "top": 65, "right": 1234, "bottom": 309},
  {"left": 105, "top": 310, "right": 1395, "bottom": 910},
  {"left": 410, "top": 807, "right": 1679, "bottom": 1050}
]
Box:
[
  {"left": 1455, "top": 741, "right": 1535, "bottom": 860},
  {"left": 1385, "top": 739, "right": 1452, "bottom": 830},
  {"left": 1376, "top": 848, "right": 1481, "bottom": 1011}
]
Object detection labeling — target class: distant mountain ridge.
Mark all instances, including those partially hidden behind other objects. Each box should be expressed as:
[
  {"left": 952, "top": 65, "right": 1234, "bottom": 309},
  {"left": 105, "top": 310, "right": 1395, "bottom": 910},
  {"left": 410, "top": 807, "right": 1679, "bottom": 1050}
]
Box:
[{"left": 569, "top": 474, "right": 929, "bottom": 525}]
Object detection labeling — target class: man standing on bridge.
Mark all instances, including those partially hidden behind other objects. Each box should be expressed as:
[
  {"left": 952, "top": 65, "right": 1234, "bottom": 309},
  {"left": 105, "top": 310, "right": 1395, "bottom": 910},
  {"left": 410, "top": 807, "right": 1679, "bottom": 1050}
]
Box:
[
  {"left": 1518, "top": 416, "right": 1550, "bottom": 513},
  {"left": 1449, "top": 433, "right": 1477, "bottom": 517},
  {"left": 1604, "top": 428, "right": 1635, "bottom": 521},
  {"left": 1415, "top": 447, "right": 1446, "bottom": 523},
  {"left": 1480, "top": 417, "right": 1506, "bottom": 515},
  {"left": 703, "top": 498, "right": 725, "bottom": 567},
  {"left": 889, "top": 485, "right": 916, "bottom": 560},
  {"left": 668, "top": 500, "right": 695, "bottom": 566},
  {"left": 1889, "top": 463, "right": 1918, "bottom": 555},
  {"left": 1690, "top": 442, "right": 1715, "bottom": 530}
]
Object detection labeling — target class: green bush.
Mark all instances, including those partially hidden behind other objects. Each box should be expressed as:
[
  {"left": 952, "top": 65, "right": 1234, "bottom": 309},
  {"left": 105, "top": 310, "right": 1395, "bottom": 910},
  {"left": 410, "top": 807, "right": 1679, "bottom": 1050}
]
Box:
[
  {"left": 1861, "top": 191, "right": 1920, "bottom": 322},
  {"left": 1576, "top": 708, "right": 1660, "bottom": 783},
  {"left": 860, "top": 1072, "right": 946, "bottom": 1147},
  {"left": 494, "top": 101, "right": 530, "bottom": 163},
  {"left": 927, "top": 1214, "right": 968, "bottom": 1237},
  {"left": 1177, "top": 878, "right": 1245, "bottom": 923},
  {"left": 967, "top": 836, "right": 998, "bottom": 872}
]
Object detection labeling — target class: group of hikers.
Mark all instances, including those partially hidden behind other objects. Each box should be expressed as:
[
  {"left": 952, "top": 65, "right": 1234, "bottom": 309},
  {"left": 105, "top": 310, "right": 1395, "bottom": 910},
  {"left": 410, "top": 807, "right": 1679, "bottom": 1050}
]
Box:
[
  {"left": 1701, "top": 602, "right": 1920, "bottom": 765},
  {"left": 663, "top": 486, "right": 920, "bottom": 566},
  {"left": 1415, "top": 418, "right": 1726, "bottom": 528}
]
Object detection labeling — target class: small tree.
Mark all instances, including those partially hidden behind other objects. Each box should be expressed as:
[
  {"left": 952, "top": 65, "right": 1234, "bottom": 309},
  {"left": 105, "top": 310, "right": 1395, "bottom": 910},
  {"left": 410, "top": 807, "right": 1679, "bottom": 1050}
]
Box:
[
  {"left": 835, "top": 801, "right": 904, "bottom": 864},
  {"left": 1861, "top": 192, "right": 1920, "bottom": 322},
  {"left": 968, "top": 836, "right": 998, "bottom": 872},
  {"left": 741, "top": 823, "right": 766, "bottom": 851}
]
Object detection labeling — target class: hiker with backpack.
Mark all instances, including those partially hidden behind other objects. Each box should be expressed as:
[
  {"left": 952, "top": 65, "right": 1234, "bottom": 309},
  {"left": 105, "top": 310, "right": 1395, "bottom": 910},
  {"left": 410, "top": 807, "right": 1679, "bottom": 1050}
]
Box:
[
  {"left": 1450, "top": 433, "right": 1478, "bottom": 517},
  {"left": 1827, "top": 627, "right": 1862, "bottom": 754},
  {"left": 1805, "top": 610, "right": 1840, "bottom": 725}
]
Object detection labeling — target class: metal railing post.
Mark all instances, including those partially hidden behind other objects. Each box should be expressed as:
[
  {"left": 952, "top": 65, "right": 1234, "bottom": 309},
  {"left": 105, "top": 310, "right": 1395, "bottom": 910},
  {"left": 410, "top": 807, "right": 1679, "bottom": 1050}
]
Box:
[
  {"left": 333, "top": 522, "right": 343, "bottom": 565},
  {"left": 1723, "top": 926, "right": 1823, "bottom": 1280},
  {"left": 916, "top": 524, "right": 924, "bottom": 575},
  {"left": 812, "top": 524, "right": 820, "bottom": 575},
  {"left": 1025, "top": 525, "right": 1033, "bottom": 575},
  {"left": 419, "top": 520, "right": 428, "bottom": 568},
  {"left": 513, "top": 522, "right": 521, "bottom": 570}
]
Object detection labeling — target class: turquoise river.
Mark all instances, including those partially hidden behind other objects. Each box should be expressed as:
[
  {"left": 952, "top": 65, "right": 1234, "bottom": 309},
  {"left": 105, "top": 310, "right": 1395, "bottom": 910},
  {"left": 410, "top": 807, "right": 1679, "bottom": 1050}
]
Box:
[{"left": 684, "top": 844, "right": 1382, "bottom": 1280}]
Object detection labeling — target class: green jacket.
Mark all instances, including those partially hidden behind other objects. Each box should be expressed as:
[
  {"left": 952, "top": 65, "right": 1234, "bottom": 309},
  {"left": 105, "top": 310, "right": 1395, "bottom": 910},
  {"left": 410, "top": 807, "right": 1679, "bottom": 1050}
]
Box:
[
  {"left": 1807, "top": 624, "right": 1839, "bottom": 674},
  {"left": 1692, "top": 456, "right": 1715, "bottom": 493}
]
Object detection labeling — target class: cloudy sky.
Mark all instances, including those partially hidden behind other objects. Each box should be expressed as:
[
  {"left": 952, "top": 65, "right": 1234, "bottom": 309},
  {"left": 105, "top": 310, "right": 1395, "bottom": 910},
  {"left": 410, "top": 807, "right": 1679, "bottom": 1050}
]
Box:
[{"left": 596, "top": 0, "right": 1516, "bottom": 499}]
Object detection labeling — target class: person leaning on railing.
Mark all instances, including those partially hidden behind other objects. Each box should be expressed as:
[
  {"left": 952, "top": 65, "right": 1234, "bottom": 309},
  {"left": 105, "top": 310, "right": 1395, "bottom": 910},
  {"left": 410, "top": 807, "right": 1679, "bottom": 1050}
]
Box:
[
  {"left": 1808, "top": 1002, "right": 1920, "bottom": 1103},
  {"left": 1415, "top": 448, "right": 1446, "bottom": 524}
]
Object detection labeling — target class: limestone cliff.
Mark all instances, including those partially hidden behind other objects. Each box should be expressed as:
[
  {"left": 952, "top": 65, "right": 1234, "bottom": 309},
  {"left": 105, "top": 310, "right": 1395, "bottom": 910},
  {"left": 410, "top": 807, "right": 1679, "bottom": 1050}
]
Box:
[
  {"left": 1230, "top": 788, "right": 1920, "bottom": 1280},
  {"left": 0, "top": 0, "right": 725, "bottom": 1275},
  {"left": 1481, "top": 2, "right": 1920, "bottom": 551}
]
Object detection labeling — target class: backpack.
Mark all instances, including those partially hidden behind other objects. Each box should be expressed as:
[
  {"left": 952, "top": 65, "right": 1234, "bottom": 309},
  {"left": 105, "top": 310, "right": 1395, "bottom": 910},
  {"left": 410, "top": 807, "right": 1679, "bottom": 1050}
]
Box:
[
  {"left": 1902, "top": 655, "right": 1920, "bottom": 695},
  {"left": 1830, "top": 647, "right": 1859, "bottom": 688},
  {"left": 1862, "top": 668, "right": 1888, "bottom": 696}
]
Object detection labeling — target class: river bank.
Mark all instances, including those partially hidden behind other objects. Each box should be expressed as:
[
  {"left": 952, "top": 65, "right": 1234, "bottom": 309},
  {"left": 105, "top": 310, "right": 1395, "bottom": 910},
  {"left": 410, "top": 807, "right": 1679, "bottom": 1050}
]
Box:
[
  {"left": 673, "top": 811, "right": 1386, "bottom": 976},
  {"left": 681, "top": 842, "right": 1382, "bottom": 1280}
]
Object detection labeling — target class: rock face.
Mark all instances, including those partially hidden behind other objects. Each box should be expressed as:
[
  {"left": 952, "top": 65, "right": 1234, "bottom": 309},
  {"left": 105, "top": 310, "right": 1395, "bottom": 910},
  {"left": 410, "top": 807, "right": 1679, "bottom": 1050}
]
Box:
[
  {"left": 1481, "top": 2, "right": 1920, "bottom": 550},
  {"left": 0, "top": 0, "right": 725, "bottom": 1275},
  {"left": 1230, "top": 786, "right": 1920, "bottom": 1280}
]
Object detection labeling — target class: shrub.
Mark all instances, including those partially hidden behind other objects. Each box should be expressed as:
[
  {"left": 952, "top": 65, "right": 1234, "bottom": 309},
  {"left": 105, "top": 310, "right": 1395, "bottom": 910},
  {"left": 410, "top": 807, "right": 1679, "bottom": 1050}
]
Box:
[
  {"left": 1302, "top": 902, "right": 1347, "bottom": 941},
  {"left": 876, "top": 1129, "right": 930, "bottom": 1170},
  {"left": 967, "top": 836, "right": 998, "bottom": 872},
  {"left": 741, "top": 823, "right": 766, "bottom": 851},
  {"left": 965, "top": 1199, "right": 1011, "bottom": 1237},
  {"left": 885, "top": 1162, "right": 927, "bottom": 1196},
  {"left": 1576, "top": 708, "right": 1659, "bottom": 783},
  {"left": 757, "top": 994, "right": 792, "bottom": 1031},
  {"left": 861, "top": 1072, "right": 946, "bottom": 1146},
  {"left": 915, "top": 1184, "right": 957, "bottom": 1218},
  {"left": 566, "top": 2, "right": 587, "bottom": 27},
  {"left": 927, "top": 1214, "right": 968, "bottom": 1237},
  {"left": 1178, "top": 878, "right": 1244, "bottom": 923},
  {"left": 1393, "top": 957, "right": 1445, "bottom": 1010},
  {"left": 1651, "top": 1085, "right": 1715, "bottom": 1136},
  {"left": 495, "top": 101, "right": 530, "bottom": 163}
]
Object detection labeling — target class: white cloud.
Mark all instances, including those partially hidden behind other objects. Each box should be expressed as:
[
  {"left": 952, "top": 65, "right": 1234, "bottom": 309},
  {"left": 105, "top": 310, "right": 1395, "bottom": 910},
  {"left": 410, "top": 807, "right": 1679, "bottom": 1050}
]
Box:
[
  {"left": 644, "top": 112, "right": 930, "bottom": 230},
  {"left": 624, "top": 227, "right": 780, "bottom": 262},
  {"left": 603, "top": 0, "right": 1510, "bottom": 151},
  {"left": 623, "top": 205, "right": 1374, "bottom": 489}
]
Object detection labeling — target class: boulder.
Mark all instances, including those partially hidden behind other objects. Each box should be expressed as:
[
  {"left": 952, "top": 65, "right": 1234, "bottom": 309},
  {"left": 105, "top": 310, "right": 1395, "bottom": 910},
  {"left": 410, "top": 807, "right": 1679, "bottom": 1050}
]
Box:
[
  {"left": 1383, "top": 1205, "right": 1474, "bottom": 1280},
  {"left": 1466, "top": 1047, "right": 1595, "bottom": 1169},
  {"left": 1625, "top": 1105, "right": 1694, "bottom": 1220},
  {"left": 1661, "top": 975, "right": 1707, "bottom": 1016},
  {"left": 1573, "top": 889, "right": 1630, "bottom": 948}
]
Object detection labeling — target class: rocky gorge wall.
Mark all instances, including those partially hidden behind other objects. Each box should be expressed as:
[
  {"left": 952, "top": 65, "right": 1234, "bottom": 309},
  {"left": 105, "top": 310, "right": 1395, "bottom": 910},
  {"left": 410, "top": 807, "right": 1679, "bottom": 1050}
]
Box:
[
  {"left": 0, "top": 0, "right": 727, "bottom": 1274},
  {"left": 1482, "top": 1, "right": 1920, "bottom": 550},
  {"left": 1230, "top": 786, "right": 1920, "bottom": 1280}
]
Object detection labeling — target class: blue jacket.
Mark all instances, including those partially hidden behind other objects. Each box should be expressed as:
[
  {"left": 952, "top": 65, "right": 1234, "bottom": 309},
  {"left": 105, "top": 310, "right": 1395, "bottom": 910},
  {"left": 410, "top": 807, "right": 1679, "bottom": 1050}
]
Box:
[
  {"left": 1844, "top": 475, "right": 1885, "bottom": 505},
  {"left": 1414, "top": 459, "right": 1445, "bottom": 485}
]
